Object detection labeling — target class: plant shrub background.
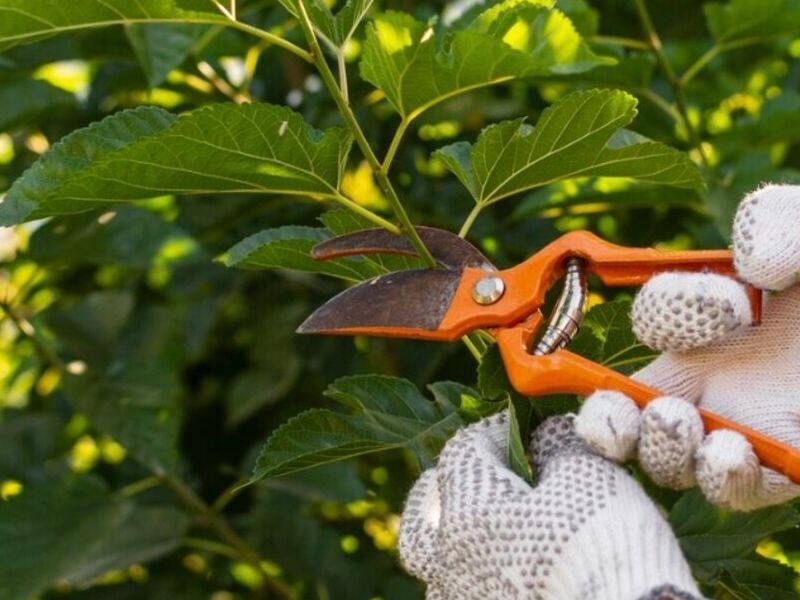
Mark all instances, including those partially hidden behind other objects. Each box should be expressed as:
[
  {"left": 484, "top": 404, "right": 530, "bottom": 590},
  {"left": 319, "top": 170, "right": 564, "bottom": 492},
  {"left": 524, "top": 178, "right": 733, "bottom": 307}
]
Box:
[{"left": 1, "top": 0, "right": 800, "bottom": 598}]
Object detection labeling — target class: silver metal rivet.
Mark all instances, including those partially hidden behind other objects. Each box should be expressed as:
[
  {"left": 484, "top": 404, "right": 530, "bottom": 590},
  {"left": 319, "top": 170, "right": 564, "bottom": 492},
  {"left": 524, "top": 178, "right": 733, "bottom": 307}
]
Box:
[{"left": 472, "top": 275, "right": 505, "bottom": 305}]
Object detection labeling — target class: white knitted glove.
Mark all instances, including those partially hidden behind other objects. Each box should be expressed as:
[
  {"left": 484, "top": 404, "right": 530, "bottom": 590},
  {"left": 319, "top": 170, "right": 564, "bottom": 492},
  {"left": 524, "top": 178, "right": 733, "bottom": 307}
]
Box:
[
  {"left": 576, "top": 184, "right": 800, "bottom": 512},
  {"left": 399, "top": 412, "right": 703, "bottom": 600}
]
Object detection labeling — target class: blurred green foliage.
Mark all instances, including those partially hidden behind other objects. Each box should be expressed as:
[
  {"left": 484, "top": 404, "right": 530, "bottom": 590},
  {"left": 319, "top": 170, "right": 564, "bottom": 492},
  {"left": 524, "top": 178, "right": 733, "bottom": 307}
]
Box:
[{"left": 1, "top": 0, "right": 800, "bottom": 598}]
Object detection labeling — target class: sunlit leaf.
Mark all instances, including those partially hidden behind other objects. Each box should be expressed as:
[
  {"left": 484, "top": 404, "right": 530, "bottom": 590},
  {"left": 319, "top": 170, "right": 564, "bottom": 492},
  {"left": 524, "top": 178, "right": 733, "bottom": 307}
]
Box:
[
  {"left": 0, "top": 103, "right": 353, "bottom": 225},
  {"left": 360, "top": 0, "right": 613, "bottom": 118},
  {"left": 436, "top": 89, "right": 703, "bottom": 207}
]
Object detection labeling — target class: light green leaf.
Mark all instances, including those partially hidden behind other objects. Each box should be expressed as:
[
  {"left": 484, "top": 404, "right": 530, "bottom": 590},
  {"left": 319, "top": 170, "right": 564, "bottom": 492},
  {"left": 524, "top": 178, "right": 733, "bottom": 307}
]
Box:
[
  {"left": 279, "top": 0, "right": 374, "bottom": 48},
  {"left": 0, "top": 78, "right": 75, "bottom": 132},
  {"left": 251, "top": 375, "right": 465, "bottom": 480},
  {"left": 704, "top": 0, "right": 800, "bottom": 45},
  {"left": 359, "top": 0, "right": 613, "bottom": 118},
  {"left": 436, "top": 89, "right": 703, "bottom": 207},
  {"left": 221, "top": 226, "right": 382, "bottom": 281},
  {"left": 0, "top": 471, "right": 188, "bottom": 600},
  {"left": 0, "top": 0, "right": 223, "bottom": 51},
  {"left": 125, "top": 22, "right": 207, "bottom": 87},
  {"left": 0, "top": 103, "right": 354, "bottom": 225}
]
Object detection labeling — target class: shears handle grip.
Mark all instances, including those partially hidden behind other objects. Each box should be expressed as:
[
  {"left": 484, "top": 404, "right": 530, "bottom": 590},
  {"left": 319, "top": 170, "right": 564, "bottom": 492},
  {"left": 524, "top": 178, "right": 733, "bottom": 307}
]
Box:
[{"left": 496, "top": 328, "right": 800, "bottom": 485}]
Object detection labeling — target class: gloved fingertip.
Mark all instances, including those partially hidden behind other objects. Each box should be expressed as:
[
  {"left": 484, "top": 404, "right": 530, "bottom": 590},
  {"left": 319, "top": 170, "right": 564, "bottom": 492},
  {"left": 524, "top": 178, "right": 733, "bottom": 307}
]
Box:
[
  {"left": 639, "top": 396, "right": 703, "bottom": 489},
  {"left": 733, "top": 184, "right": 800, "bottom": 291},
  {"left": 575, "top": 390, "right": 640, "bottom": 462},
  {"left": 529, "top": 414, "right": 583, "bottom": 468},
  {"left": 632, "top": 273, "right": 750, "bottom": 352},
  {"left": 695, "top": 429, "right": 762, "bottom": 511}
]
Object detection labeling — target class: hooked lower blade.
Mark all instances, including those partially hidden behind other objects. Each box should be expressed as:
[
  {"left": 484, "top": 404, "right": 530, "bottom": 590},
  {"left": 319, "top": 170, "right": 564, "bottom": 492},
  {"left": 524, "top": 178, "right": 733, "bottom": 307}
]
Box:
[
  {"left": 297, "top": 269, "right": 462, "bottom": 335},
  {"left": 311, "top": 227, "right": 494, "bottom": 271}
]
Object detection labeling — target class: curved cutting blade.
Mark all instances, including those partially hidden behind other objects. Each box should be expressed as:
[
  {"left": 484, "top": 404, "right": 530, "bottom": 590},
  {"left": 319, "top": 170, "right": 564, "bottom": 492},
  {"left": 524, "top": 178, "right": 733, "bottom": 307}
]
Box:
[
  {"left": 311, "top": 227, "right": 494, "bottom": 271},
  {"left": 297, "top": 268, "right": 462, "bottom": 336}
]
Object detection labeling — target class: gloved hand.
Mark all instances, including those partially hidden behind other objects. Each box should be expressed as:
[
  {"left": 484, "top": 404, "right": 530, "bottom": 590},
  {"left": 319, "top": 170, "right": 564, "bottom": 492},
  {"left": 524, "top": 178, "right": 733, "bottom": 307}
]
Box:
[
  {"left": 576, "top": 184, "right": 800, "bottom": 511},
  {"left": 399, "top": 412, "right": 703, "bottom": 600}
]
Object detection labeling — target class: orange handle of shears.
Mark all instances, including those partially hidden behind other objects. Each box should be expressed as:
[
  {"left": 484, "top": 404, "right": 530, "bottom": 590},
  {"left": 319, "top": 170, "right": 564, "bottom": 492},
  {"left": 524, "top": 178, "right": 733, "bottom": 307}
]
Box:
[{"left": 496, "top": 328, "right": 800, "bottom": 484}]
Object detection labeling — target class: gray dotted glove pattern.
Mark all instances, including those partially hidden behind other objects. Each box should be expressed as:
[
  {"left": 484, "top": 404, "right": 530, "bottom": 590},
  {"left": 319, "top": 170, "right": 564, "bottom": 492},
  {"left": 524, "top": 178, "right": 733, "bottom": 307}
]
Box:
[
  {"left": 399, "top": 413, "right": 702, "bottom": 600},
  {"left": 576, "top": 184, "right": 800, "bottom": 511}
]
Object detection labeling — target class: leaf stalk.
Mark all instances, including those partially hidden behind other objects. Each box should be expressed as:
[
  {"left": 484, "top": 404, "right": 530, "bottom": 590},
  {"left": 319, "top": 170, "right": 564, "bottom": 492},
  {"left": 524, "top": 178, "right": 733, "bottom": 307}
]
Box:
[{"left": 293, "top": 0, "right": 437, "bottom": 267}]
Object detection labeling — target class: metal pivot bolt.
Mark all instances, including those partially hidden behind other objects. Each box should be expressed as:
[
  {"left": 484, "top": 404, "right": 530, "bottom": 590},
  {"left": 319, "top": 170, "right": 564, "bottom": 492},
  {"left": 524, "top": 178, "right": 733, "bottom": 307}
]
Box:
[{"left": 472, "top": 275, "right": 505, "bottom": 305}]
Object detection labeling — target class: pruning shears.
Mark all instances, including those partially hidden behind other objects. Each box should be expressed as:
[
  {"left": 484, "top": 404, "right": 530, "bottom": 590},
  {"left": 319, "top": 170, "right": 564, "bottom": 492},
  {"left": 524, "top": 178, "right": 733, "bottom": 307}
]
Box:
[{"left": 297, "top": 227, "right": 800, "bottom": 484}]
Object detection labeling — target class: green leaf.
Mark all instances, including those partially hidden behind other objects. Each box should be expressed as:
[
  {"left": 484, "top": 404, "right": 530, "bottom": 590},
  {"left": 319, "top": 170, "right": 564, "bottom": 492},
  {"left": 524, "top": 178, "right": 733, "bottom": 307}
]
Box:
[
  {"left": 704, "top": 0, "right": 800, "bottom": 45},
  {"left": 251, "top": 375, "right": 465, "bottom": 480},
  {"left": 0, "top": 103, "right": 353, "bottom": 226},
  {"left": 0, "top": 106, "right": 178, "bottom": 225},
  {"left": 359, "top": 0, "right": 613, "bottom": 118},
  {"left": 436, "top": 89, "right": 703, "bottom": 207},
  {"left": 477, "top": 343, "right": 512, "bottom": 400},
  {"left": 0, "top": 471, "right": 188, "bottom": 600},
  {"left": 125, "top": 23, "right": 207, "bottom": 87},
  {"left": 0, "top": 77, "right": 75, "bottom": 132},
  {"left": 63, "top": 365, "right": 181, "bottom": 473},
  {"left": 265, "top": 462, "right": 367, "bottom": 503},
  {"left": 221, "top": 225, "right": 381, "bottom": 281},
  {"left": 279, "top": 0, "right": 374, "bottom": 48},
  {"left": 507, "top": 395, "right": 533, "bottom": 483},
  {"left": 670, "top": 488, "right": 800, "bottom": 588},
  {"left": 570, "top": 299, "right": 658, "bottom": 374},
  {"left": 0, "top": 0, "right": 223, "bottom": 51},
  {"left": 28, "top": 207, "right": 201, "bottom": 269}
]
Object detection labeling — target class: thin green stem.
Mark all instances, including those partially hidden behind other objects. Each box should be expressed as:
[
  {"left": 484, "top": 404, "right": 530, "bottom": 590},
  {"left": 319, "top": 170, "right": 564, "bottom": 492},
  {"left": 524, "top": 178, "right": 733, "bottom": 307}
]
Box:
[
  {"left": 160, "top": 474, "right": 293, "bottom": 598},
  {"left": 462, "top": 335, "right": 483, "bottom": 362},
  {"left": 211, "top": 477, "right": 248, "bottom": 512},
  {"left": 333, "top": 192, "right": 401, "bottom": 233},
  {"left": 383, "top": 117, "right": 411, "bottom": 173},
  {"left": 680, "top": 44, "right": 720, "bottom": 86},
  {"left": 459, "top": 203, "right": 484, "bottom": 238},
  {"left": 638, "top": 87, "right": 681, "bottom": 122},
  {"left": 588, "top": 35, "right": 650, "bottom": 51},
  {"left": 182, "top": 536, "right": 240, "bottom": 558},
  {"left": 119, "top": 476, "right": 161, "bottom": 497},
  {"left": 226, "top": 19, "right": 312, "bottom": 63},
  {"left": 293, "top": 0, "right": 437, "bottom": 267},
  {"left": 633, "top": 0, "right": 709, "bottom": 168},
  {"left": 337, "top": 50, "right": 349, "bottom": 104}
]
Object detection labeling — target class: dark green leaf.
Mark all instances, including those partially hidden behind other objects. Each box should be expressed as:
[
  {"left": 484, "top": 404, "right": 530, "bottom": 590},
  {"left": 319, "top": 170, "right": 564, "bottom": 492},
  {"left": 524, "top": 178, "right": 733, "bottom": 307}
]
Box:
[
  {"left": 477, "top": 343, "right": 512, "bottom": 400},
  {"left": 251, "top": 375, "right": 464, "bottom": 480},
  {"left": 0, "top": 78, "right": 75, "bottom": 132},
  {"left": 670, "top": 488, "right": 800, "bottom": 588},
  {"left": 570, "top": 299, "right": 657, "bottom": 374},
  {"left": 704, "top": 0, "right": 800, "bottom": 45},
  {"left": 0, "top": 0, "right": 223, "bottom": 51},
  {"left": 221, "top": 225, "right": 381, "bottom": 281},
  {"left": 436, "top": 89, "right": 703, "bottom": 207},
  {"left": 265, "top": 461, "right": 367, "bottom": 503},
  {"left": 125, "top": 23, "right": 207, "bottom": 87},
  {"left": 507, "top": 395, "right": 533, "bottom": 483},
  {"left": 0, "top": 103, "right": 353, "bottom": 225},
  {"left": 28, "top": 206, "right": 201, "bottom": 268},
  {"left": 0, "top": 471, "right": 188, "bottom": 600},
  {"left": 360, "top": 0, "right": 613, "bottom": 118}
]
